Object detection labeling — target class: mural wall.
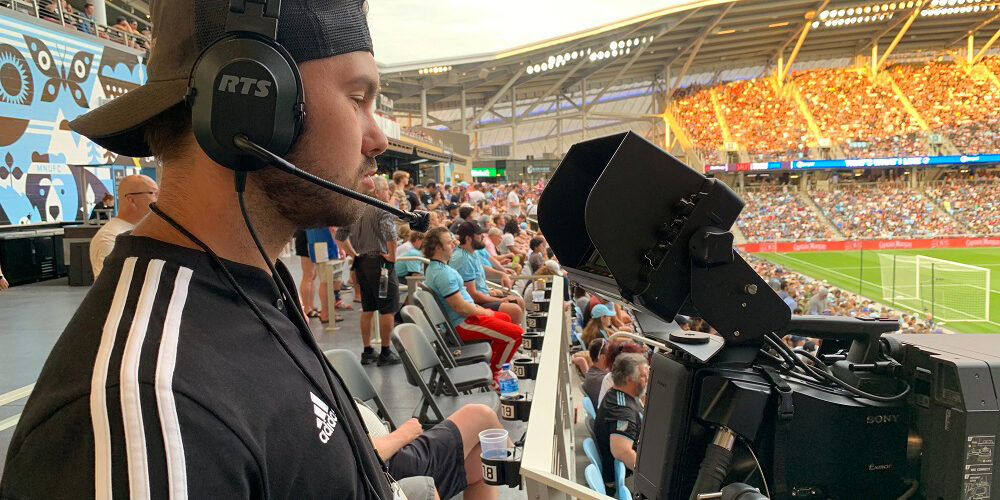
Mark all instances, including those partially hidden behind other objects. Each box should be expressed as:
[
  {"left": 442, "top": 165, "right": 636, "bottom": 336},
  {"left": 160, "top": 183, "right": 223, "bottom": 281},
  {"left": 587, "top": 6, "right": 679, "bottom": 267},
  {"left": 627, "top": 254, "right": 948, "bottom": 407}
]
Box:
[{"left": 0, "top": 11, "right": 148, "bottom": 226}]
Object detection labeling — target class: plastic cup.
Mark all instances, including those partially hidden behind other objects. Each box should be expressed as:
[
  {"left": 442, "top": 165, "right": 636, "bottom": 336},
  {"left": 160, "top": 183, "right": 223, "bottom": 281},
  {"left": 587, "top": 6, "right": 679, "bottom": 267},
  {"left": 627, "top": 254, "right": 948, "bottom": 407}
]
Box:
[{"left": 479, "top": 429, "right": 509, "bottom": 460}]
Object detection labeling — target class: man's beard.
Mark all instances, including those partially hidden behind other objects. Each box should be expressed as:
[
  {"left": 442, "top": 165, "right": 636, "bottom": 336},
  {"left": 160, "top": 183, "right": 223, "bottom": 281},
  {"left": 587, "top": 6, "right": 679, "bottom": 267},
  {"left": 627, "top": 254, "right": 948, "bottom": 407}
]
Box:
[
  {"left": 256, "top": 142, "right": 375, "bottom": 229},
  {"left": 472, "top": 239, "right": 486, "bottom": 250}
]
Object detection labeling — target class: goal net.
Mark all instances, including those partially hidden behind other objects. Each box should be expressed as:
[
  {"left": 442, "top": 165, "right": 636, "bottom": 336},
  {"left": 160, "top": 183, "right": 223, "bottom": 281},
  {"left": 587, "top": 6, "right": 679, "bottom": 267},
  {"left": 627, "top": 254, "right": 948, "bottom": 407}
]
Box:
[{"left": 878, "top": 254, "right": 990, "bottom": 322}]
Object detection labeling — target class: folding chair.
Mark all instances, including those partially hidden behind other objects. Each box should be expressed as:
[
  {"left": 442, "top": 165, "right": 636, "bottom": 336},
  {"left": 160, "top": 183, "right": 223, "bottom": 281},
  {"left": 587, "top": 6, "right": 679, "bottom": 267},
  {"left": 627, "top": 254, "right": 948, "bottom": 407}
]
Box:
[
  {"left": 395, "top": 323, "right": 492, "bottom": 395},
  {"left": 582, "top": 396, "right": 597, "bottom": 420},
  {"left": 400, "top": 304, "right": 490, "bottom": 368},
  {"left": 392, "top": 325, "right": 498, "bottom": 426},
  {"left": 414, "top": 288, "right": 465, "bottom": 347},
  {"left": 324, "top": 349, "right": 398, "bottom": 430}
]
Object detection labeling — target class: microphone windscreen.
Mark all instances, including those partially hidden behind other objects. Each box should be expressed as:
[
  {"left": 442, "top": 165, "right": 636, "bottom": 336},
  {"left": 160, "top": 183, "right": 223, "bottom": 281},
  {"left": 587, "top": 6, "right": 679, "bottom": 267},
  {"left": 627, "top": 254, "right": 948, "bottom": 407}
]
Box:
[{"left": 408, "top": 210, "right": 431, "bottom": 232}]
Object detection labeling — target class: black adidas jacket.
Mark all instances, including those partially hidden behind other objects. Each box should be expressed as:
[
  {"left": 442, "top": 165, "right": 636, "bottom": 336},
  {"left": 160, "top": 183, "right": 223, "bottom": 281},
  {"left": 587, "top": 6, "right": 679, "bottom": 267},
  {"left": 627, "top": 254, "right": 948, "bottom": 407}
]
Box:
[{"left": 1, "top": 235, "right": 394, "bottom": 499}]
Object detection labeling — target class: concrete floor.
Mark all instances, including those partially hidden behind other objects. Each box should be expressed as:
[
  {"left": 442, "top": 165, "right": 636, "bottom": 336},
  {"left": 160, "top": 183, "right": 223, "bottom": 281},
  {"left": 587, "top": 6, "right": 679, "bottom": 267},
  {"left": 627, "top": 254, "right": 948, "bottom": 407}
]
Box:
[{"left": 0, "top": 256, "right": 544, "bottom": 499}]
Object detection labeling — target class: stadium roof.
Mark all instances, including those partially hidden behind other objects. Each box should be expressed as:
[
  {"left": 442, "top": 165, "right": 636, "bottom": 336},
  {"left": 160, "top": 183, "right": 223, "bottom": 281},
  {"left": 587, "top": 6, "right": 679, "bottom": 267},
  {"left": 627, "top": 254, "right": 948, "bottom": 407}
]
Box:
[{"left": 378, "top": 0, "right": 1000, "bottom": 115}]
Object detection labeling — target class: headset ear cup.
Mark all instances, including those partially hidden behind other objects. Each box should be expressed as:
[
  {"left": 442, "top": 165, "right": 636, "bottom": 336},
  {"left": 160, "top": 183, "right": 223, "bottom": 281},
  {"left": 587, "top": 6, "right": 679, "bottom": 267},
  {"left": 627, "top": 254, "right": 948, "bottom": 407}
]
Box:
[{"left": 187, "top": 33, "right": 304, "bottom": 172}]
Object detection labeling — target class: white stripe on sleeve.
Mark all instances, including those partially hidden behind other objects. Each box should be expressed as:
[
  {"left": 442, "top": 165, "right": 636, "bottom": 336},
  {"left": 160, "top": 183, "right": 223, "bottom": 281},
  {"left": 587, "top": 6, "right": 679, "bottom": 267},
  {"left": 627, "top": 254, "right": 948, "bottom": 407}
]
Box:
[
  {"left": 155, "top": 266, "right": 193, "bottom": 500},
  {"left": 91, "top": 256, "right": 138, "bottom": 500},
  {"left": 120, "top": 259, "right": 165, "bottom": 500}
]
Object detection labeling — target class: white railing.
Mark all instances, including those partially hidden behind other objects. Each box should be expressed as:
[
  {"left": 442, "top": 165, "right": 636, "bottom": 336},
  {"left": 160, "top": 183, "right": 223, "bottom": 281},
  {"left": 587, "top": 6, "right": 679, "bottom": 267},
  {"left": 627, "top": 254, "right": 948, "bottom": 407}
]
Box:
[{"left": 519, "top": 277, "right": 615, "bottom": 500}]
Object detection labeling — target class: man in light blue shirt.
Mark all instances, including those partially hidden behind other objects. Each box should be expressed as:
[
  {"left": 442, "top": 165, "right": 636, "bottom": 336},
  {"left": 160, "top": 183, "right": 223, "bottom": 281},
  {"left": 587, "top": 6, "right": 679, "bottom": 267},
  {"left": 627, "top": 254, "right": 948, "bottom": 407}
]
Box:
[
  {"left": 422, "top": 227, "right": 522, "bottom": 374},
  {"left": 450, "top": 222, "right": 524, "bottom": 325}
]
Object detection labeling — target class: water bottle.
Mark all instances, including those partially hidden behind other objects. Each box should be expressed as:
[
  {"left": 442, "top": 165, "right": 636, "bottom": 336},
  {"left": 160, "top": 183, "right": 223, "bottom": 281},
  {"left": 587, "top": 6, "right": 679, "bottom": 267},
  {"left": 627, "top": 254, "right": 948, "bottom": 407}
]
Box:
[
  {"left": 497, "top": 363, "right": 519, "bottom": 397},
  {"left": 378, "top": 267, "right": 388, "bottom": 299}
]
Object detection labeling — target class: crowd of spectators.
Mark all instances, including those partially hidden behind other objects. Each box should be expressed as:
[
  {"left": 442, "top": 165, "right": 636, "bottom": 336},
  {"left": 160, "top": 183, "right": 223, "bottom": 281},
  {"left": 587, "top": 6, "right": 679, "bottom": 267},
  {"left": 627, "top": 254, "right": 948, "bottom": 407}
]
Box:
[
  {"left": 747, "top": 255, "right": 939, "bottom": 334},
  {"left": 794, "top": 68, "right": 925, "bottom": 157},
  {"left": 18, "top": 1, "right": 149, "bottom": 49},
  {"left": 673, "top": 85, "right": 724, "bottom": 165},
  {"left": 737, "top": 185, "right": 836, "bottom": 242},
  {"left": 924, "top": 171, "right": 1000, "bottom": 235},
  {"left": 889, "top": 62, "right": 1000, "bottom": 154},
  {"left": 810, "top": 183, "right": 961, "bottom": 239},
  {"left": 670, "top": 59, "right": 1000, "bottom": 162},
  {"left": 716, "top": 79, "right": 813, "bottom": 162}
]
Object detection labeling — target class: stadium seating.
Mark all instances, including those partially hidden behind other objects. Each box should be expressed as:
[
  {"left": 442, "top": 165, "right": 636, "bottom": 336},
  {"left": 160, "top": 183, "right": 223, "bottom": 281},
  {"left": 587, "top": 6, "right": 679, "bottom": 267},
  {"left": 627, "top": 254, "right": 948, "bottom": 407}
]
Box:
[
  {"left": 808, "top": 184, "right": 962, "bottom": 239},
  {"left": 716, "top": 79, "right": 813, "bottom": 162},
  {"left": 670, "top": 58, "right": 1000, "bottom": 161},
  {"left": 737, "top": 186, "right": 837, "bottom": 242},
  {"left": 924, "top": 178, "right": 1000, "bottom": 235}
]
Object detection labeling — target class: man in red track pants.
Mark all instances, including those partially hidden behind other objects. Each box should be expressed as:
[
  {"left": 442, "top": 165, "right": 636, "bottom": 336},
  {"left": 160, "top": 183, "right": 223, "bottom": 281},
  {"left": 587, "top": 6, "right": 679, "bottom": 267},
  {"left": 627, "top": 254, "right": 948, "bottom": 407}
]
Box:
[{"left": 422, "top": 227, "right": 523, "bottom": 380}]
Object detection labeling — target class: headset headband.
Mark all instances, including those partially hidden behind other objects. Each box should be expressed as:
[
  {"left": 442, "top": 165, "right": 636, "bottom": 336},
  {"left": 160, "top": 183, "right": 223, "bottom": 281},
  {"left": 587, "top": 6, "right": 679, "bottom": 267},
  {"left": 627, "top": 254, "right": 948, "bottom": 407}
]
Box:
[{"left": 226, "top": 0, "right": 281, "bottom": 38}]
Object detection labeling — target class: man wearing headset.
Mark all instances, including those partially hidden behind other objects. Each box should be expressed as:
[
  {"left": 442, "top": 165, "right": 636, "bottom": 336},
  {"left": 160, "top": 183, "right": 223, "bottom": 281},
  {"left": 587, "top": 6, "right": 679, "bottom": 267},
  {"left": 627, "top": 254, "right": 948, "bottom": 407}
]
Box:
[{"left": 1, "top": 1, "right": 423, "bottom": 499}]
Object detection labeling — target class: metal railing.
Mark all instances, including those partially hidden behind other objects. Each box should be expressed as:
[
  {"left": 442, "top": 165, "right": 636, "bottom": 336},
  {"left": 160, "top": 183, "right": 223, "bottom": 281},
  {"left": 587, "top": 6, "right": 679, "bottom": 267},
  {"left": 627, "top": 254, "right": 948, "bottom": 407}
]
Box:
[{"left": 1, "top": 0, "right": 149, "bottom": 50}]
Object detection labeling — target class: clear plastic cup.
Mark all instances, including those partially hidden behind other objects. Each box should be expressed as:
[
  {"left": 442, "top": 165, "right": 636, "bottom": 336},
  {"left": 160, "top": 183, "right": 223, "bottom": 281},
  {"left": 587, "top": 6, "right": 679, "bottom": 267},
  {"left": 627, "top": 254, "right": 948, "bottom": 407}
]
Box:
[{"left": 479, "top": 429, "right": 509, "bottom": 460}]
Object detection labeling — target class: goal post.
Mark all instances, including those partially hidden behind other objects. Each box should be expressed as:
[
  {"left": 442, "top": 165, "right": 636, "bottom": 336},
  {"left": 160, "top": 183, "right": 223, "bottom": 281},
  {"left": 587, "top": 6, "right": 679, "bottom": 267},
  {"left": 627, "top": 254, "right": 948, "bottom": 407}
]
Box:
[
  {"left": 916, "top": 255, "right": 990, "bottom": 323},
  {"left": 877, "top": 253, "right": 990, "bottom": 322}
]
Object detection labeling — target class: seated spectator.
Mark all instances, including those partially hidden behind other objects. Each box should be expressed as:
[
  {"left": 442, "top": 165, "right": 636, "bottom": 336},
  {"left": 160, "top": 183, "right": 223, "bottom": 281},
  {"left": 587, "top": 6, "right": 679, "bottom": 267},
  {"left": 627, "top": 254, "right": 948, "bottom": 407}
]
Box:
[
  {"left": 581, "top": 304, "right": 616, "bottom": 346},
  {"left": 89, "top": 175, "right": 158, "bottom": 278},
  {"left": 450, "top": 222, "right": 524, "bottom": 324},
  {"left": 449, "top": 205, "right": 475, "bottom": 233},
  {"left": 597, "top": 341, "right": 647, "bottom": 405},
  {"left": 356, "top": 402, "right": 508, "bottom": 500},
  {"left": 485, "top": 227, "right": 514, "bottom": 265},
  {"left": 583, "top": 338, "right": 610, "bottom": 408},
  {"left": 595, "top": 353, "right": 649, "bottom": 490},
  {"left": 498, "top": 220, "right": 526, "bottom": 259},
  {"left": 422, "top": 227, "right": 523, "bottom": 380},
  {"left": 527, "top": 236, "right": 546, "bottom": 274}
]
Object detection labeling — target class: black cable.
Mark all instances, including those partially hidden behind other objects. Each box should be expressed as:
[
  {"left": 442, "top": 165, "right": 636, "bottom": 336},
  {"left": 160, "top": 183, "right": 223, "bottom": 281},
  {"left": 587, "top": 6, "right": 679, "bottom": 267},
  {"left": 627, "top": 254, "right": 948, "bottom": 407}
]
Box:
[
  {"left": 765, "top": 333, "right": 910, "bottom": 403},
  {"left": 234, "top": 171, "right": 294, "bottom": 310},
  {"left": 148, "top": 201, "right": 384, "bottom": 499}
]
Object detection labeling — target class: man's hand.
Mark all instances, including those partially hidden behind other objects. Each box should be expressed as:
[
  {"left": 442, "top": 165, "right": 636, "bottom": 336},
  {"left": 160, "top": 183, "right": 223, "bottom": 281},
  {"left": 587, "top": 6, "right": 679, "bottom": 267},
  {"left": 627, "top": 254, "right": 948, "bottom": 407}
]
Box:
[
  {"left": 398, "top": 418, "right": 423, "bottom": 443},
  {"left": 0, "top": 277, "right": 8, "bottom": 291},
  {"left": 489, "top": 289, "right": 506, "bottom": 298},
  {"left": 500, "top": 273, "right": 513, "bottom": 290}
]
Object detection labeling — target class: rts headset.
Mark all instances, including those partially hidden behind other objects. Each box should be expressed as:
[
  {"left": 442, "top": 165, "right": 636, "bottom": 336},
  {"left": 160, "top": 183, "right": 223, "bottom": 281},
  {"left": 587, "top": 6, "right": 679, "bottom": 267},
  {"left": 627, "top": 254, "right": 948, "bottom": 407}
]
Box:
[{"left": 151, "top": 1, "right": 429, "bottom": 498}]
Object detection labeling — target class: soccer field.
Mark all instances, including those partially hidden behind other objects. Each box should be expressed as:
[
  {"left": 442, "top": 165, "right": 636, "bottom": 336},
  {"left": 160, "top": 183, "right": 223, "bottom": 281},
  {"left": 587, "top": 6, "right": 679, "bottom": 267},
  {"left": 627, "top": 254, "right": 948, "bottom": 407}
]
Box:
[{"left": 757, "top": 247, "right": 1000, "bottom": 334}]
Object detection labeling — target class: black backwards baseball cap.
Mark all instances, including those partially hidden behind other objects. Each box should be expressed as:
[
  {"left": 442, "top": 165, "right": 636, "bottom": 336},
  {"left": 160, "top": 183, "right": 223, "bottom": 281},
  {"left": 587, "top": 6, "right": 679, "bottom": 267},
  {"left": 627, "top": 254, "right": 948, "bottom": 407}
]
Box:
[
  {"left": 455, "top": 221, "right": 484, "bottom": 241},
  {"left": 70, "top": 0, "right": 373, "bottom": 157}
]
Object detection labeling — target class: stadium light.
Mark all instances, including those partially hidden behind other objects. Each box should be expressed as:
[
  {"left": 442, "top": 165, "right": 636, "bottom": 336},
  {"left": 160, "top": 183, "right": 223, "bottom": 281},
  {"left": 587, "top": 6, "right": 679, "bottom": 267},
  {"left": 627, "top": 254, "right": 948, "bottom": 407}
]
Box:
[{"left": 418, "top": 65, "right": 453, "bottom": 75}]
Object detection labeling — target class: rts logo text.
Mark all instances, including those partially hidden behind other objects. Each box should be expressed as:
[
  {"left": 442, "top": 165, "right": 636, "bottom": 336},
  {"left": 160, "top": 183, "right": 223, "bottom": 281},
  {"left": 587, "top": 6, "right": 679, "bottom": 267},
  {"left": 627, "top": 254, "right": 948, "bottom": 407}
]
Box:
[{"left": 218, "top": 75, "right": 272, "bottom": 97}]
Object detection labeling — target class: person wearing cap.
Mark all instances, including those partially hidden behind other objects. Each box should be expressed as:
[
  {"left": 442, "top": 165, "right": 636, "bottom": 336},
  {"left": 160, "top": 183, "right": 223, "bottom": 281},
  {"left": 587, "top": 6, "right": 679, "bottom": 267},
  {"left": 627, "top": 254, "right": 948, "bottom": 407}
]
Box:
[
  {"left": 422, "top": 227, "right": 523, "bottom": 379},
  {"left": 808, "top": 287, "right": 830, "bottom": 315},
  {"left": 582, "top": 303, "right": 617, "bottom": 347},
  {"left": 450, "top": 222, "right": 524, "bottom": 325},
  {"left": 1, "top": 1, "right": 403, "bottom": 499},
  {"left": 448, "top": 205, "right": 474, "bottom": 233}
]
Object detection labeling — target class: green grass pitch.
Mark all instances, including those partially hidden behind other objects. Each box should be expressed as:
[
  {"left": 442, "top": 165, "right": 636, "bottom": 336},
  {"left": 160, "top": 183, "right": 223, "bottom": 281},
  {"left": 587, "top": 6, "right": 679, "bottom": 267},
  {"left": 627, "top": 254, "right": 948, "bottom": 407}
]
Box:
[{"left": 757, "top": 248, "right": 1000, "bottom": 334}]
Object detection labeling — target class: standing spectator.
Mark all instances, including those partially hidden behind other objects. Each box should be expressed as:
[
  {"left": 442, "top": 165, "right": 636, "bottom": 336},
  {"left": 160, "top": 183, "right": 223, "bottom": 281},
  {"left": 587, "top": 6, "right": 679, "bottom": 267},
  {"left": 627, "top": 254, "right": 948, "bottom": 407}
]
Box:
[
  {"left": 78, "top": 3, "right": 97, "bottom": 34},
  {"left": 506, "top": 187, "right": 521, "bottom": 217},
  {"left": 807, "top": 287, "right": 829, "bottom": 315},
  {"left": 89, "top": 175, "right": 158, "bottom": 278},
  {"left": 341, "top": 176, "right": 401, "bottom": 366},
  {"left": 468, "top": 183, "right": 486, "bottom": 204},
  {"left": 422, "top": 227, "right": 523, "bottom": 378},
  {"left": 304, "top": 227, "right": 344, "bottom": 323},
  {"left": 90, "top": 192, "right": 115, "bottom": 222},
  {"left": 391, "top": 170, "right": 411, "bottom": 211},
  {"left": 595, "top": 353, "right": 649, "bottom": 490}
]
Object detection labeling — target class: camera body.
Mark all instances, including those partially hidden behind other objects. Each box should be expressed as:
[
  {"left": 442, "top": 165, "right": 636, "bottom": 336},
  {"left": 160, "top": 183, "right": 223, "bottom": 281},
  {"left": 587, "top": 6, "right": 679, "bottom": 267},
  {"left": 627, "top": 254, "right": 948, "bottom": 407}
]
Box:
[{"left": 634, "top": 345, "right": 909, "bottom": 500}]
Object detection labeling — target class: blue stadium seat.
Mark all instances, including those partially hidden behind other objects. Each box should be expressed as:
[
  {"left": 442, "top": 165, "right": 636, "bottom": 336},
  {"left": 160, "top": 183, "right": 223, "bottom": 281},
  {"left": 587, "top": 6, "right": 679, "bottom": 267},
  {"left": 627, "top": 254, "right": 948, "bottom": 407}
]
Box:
[
  {"left": 582, "top": 395, "right": 597, "bottom": 420},
  {"left": 584, "top": 464, "right": 607, "bottom": 495},
  {"left": 582, "top": 437, "right": 601, "bottom": 469},
  {"left": 615, "top": 460, "right": 630, "bottom": 500}
]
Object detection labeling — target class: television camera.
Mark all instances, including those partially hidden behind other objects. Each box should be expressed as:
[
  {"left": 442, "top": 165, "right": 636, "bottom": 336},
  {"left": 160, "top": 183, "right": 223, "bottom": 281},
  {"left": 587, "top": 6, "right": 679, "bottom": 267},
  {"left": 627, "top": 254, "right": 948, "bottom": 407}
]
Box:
[{"left": 537, "top": 132, "right": 1000, "bottom": 500}]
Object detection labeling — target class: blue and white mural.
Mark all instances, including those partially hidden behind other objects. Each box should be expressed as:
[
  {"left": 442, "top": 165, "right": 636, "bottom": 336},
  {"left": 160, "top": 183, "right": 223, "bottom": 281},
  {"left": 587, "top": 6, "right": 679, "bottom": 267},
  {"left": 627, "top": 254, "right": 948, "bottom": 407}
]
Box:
[{"left": 0, "top": 12, "right": 149, "bottom": 225}]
